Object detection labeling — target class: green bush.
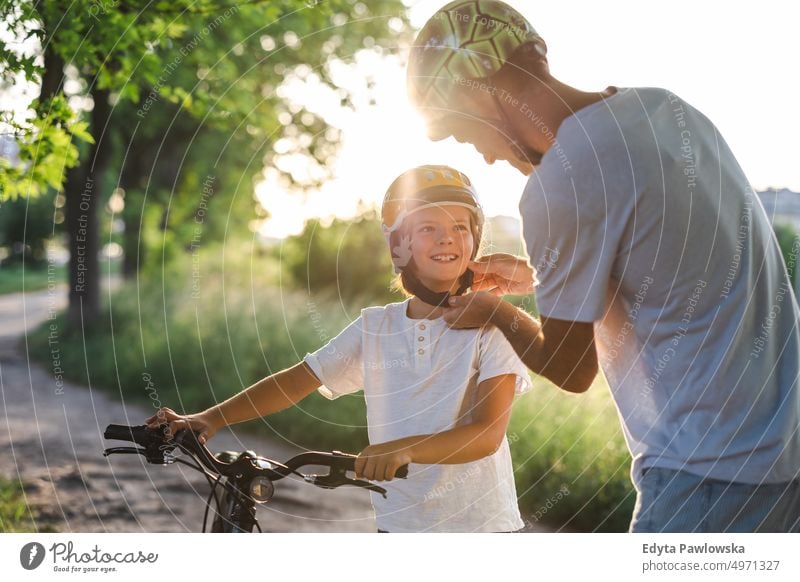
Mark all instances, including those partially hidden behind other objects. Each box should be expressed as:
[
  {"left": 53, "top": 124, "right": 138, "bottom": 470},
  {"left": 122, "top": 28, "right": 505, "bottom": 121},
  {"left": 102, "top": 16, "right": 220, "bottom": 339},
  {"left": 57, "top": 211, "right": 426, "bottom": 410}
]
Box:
[
  {"left": 509, "top": 377, "right": 634, "bottom": 532},
  {"left": 0, "top": 189, "right": 60, "bottom": 267},
  {"left": 277, "top": 210, "right": 401, "bottom": 305},
  {"left": 774, "top": 222, "right": 799, "bottom": 287}
]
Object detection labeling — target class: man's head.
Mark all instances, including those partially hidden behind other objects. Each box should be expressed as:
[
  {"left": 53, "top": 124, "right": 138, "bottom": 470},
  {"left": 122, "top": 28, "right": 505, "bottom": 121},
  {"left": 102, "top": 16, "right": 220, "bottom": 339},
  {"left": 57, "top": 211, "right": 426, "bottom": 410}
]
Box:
[{"left": 408, "top": 0, "right": 549, "bottom": 174}]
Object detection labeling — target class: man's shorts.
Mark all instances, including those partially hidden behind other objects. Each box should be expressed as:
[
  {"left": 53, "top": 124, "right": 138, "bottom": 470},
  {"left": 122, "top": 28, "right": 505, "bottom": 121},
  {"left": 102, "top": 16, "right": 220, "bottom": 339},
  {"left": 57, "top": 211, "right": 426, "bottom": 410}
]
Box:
[{"left": 629, "top": 467, "right": 800, "bottom": 532}]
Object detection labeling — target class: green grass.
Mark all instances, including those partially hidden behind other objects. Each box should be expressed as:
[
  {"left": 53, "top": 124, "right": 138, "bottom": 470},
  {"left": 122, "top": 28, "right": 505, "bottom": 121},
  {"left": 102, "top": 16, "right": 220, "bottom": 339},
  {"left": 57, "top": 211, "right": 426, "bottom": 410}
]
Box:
[
  {"left": 0, "top": 478, "right": 39, "bottom": 533},
  {"left": 29, "top": 246, "right": 634, "bottom": 531},
  {"left": 0, "top": 263, "right": 65, "bottom": 295},
  {"left": 0, "top": 256, "right": 123, "bottom": 295}
]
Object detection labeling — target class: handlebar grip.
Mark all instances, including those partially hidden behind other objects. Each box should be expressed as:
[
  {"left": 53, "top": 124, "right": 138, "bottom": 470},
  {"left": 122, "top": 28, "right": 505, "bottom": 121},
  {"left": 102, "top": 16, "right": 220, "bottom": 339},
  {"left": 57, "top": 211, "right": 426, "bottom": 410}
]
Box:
[
  {"left": 395, "top": 464, "right": 409, "bottom": 479},
  {"left": 104, "top": 424, "right": 149, "bottom": 444}
]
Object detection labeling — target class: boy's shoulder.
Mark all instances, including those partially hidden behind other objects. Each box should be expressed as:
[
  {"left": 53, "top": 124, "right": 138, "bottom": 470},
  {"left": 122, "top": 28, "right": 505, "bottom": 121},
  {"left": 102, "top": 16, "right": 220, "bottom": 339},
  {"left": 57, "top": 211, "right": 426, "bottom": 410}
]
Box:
[{"left": 359, "top": 300, "right": 408, "bottom": 325}]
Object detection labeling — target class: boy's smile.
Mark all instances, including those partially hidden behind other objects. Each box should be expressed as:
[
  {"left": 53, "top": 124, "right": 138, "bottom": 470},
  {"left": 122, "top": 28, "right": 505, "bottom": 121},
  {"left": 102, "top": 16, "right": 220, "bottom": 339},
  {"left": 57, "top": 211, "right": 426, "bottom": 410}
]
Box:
[{"left": 430, "top": 253, "right": 459, "bottom": 262}]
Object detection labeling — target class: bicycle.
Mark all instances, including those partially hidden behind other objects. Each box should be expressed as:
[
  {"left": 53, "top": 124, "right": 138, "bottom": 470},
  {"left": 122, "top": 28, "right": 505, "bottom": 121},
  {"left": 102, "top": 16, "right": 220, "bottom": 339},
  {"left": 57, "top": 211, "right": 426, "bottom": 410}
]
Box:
[{"left": 103, "top": 424, "right": 408, "bottom": 532}]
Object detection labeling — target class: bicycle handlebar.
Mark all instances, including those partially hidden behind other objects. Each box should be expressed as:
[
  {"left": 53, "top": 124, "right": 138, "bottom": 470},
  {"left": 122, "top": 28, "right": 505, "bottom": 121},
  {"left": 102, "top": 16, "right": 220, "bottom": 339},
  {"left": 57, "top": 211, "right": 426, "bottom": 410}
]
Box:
[{"left": 103, "top": 423, "right": 408, "bottom": 484}]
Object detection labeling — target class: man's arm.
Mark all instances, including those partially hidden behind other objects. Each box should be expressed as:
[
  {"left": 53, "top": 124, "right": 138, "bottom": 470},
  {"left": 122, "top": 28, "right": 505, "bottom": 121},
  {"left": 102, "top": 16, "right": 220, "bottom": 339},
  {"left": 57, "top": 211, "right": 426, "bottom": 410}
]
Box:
[{"left": 445, "top": 293, "right": 598, "bottom": 393}]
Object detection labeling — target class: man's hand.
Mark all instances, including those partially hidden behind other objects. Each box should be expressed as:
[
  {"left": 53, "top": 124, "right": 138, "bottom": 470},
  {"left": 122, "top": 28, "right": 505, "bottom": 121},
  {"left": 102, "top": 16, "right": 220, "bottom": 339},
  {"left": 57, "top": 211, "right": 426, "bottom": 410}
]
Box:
[
  {"left": 443, "top": 292, "right": 505, "bottom": 329},
  {"left": 355, "top": 442, "right": 413, "bottom": 482},
  {"left": 469, "top": 253, "right": 538, "bottom": 296}
]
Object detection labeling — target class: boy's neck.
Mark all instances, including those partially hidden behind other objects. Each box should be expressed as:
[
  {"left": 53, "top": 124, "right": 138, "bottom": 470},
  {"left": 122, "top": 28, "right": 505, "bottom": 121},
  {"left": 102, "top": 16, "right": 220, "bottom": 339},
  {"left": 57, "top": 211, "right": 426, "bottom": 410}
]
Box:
[
  {"left": 414, "top": 273, "right": 461, "bottom": 295},
  {"left": 406, "top": 296, "right": 449, "bottom": 320}
]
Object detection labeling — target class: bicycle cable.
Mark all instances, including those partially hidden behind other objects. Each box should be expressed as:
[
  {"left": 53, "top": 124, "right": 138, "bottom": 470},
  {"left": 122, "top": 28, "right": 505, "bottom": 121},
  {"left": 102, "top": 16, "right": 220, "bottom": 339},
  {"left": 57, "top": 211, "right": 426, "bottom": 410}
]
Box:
[
  {"left": 170, "top": 445, "right": 235, "bottom": 532},
  {"left": 177, "top": 455, "right": 235, "bottom": 529},
  {"left": 202, "top": 474, "right": 225, "bottom": 533}
]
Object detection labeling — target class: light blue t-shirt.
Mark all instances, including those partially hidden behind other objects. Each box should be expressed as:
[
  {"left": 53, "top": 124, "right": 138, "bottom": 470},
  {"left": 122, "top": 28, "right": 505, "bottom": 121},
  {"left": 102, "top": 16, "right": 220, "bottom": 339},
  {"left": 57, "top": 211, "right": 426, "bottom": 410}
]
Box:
[{"left": 521, "top": 87, "right": 800, "bottom": 485}]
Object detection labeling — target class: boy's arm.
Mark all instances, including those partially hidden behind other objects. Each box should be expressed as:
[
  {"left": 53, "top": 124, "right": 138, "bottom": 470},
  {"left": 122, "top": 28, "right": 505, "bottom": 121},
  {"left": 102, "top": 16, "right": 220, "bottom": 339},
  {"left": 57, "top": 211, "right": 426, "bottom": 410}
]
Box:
[
  {"left": 354, "top": 374, "right": 517, "bottom": 481},
  {"left": 146, "top": 362, "right": 321, "bottom": 442},
  {"left": 203, "top": 361, "right": 322, "bottom": 428}
]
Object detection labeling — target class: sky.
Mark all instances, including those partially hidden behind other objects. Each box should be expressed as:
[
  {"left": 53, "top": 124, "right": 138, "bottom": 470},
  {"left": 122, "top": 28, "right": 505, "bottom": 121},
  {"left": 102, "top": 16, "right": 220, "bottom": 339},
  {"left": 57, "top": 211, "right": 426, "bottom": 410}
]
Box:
[{"left": 257, "top": 0, "right": 800, "bottom": 238}]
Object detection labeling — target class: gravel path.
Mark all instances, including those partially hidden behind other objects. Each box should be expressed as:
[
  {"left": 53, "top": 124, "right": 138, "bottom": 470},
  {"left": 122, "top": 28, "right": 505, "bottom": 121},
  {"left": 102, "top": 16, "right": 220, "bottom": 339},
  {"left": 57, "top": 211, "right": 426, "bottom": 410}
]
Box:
[{"left": 0, "top": 285, "right": 375, "bottom": 532}]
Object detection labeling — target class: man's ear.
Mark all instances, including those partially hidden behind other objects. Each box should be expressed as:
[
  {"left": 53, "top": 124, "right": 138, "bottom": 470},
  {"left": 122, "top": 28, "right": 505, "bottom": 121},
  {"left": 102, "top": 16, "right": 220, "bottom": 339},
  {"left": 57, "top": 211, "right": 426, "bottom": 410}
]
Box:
[
  {"left": 497, "top": 40, "right": 550, "bottom": 89},
  {"left": 532, "top": 38, "right": 547, "bottom": 58},
  {"left": 520, "top": 39, "right": 549, "bottom": 72}
]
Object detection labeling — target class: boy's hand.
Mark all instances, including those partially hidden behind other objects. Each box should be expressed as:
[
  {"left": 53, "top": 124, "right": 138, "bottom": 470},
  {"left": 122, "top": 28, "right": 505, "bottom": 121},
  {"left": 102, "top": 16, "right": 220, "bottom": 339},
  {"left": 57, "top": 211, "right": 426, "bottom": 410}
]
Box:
[
  {"left": 355, "top": 442, "right": 413, "bottom": 482},
  {"left": 469, "top": 254, "right": 538, "bottom": 296},
  {"left": 444, "top": 291, "right": 503, "bottom": 329},
  {"left": 145, "top": 407, "right": 218, "bottom": 445}
]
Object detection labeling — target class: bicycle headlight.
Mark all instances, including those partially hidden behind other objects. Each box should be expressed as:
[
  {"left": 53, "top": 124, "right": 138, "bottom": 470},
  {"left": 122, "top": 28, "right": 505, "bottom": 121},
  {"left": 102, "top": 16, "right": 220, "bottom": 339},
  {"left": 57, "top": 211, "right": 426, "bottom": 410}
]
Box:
[{"left": 249, "top": 477, "right": 275, "bottom": 503}]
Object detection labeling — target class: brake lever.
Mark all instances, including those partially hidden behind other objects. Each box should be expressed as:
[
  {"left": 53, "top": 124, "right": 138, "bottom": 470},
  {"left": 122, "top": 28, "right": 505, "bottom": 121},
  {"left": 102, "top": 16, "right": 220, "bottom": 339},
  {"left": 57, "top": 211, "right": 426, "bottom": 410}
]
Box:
[
  {"left": 103, "top": 446, "right": 144, "bottom": 457},
  {"left": 307, "top": 473, "right": 389, "bottom": 498},
  {"left": 103, "top": 445, "right": 175, "bottom": 464}
]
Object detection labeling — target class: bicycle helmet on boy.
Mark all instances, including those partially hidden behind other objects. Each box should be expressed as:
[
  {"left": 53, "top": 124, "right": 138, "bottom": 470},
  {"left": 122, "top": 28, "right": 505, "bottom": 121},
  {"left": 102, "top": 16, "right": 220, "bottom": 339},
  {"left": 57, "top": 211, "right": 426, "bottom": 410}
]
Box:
[
  {"left": 382, "top": 165, "right": 483, "bottom": 306},
  {"left": 407, "top": 0, "right": 541, "bottom": 140}
]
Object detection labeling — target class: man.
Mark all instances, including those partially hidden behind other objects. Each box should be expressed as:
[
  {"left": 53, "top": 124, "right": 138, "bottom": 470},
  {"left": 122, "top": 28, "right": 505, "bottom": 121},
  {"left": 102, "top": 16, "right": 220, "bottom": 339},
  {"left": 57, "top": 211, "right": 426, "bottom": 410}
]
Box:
[{"left": 407, "top": 0, "right": 800, "bottom": 532}]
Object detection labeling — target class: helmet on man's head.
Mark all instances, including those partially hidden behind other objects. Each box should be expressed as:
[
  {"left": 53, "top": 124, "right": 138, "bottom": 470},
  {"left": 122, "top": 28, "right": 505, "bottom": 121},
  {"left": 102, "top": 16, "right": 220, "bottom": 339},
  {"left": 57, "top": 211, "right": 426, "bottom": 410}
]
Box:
[
  {"left": 408, "top": 0, "right": 541, "bottom": 138},
  {"left": 382, "top": 165, "right": 484, "bottom": 274}
]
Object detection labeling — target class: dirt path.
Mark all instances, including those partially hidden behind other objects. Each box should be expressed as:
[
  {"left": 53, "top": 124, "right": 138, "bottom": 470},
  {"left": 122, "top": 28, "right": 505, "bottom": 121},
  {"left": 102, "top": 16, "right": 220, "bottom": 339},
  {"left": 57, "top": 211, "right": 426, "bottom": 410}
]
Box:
[{"left": 0, "top": 286, "right": 375, "bottom": 532}]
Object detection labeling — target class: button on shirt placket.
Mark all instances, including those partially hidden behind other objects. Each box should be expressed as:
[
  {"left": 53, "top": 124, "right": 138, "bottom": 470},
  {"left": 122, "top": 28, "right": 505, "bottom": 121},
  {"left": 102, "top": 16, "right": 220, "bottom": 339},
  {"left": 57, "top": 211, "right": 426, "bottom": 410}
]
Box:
[{"left": 415, "top": 322, "right": 431, "bottom": 367}]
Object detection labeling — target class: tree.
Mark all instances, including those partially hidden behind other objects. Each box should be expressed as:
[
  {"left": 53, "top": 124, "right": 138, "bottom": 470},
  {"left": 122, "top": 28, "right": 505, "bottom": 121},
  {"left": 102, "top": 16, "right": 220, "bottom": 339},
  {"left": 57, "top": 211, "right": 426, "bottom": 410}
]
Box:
[{"left": 1, "top": 0, "right": 409, "bottom": 328}]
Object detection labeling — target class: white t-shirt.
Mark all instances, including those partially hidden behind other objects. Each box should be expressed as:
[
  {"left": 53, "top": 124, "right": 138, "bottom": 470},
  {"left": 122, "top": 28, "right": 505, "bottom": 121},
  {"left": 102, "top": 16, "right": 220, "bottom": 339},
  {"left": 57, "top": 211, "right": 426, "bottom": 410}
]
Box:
[
  {"left": 521, "top": 87, "right": 800, "bottom": 486},
  {"left": 303, "top": 299, "right": 532, "bottom": 532}
]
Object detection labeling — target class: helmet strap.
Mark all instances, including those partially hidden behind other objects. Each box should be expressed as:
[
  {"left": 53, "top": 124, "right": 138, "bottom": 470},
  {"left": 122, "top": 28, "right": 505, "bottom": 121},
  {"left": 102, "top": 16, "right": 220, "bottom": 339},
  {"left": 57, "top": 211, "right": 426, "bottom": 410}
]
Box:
[{"left": 401, "top": 268, "right": 474, "bottom": 307}]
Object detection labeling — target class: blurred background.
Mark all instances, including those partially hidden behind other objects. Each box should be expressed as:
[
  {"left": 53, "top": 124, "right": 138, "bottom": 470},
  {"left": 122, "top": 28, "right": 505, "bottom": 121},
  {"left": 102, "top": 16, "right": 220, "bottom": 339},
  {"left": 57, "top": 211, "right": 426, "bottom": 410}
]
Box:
[{"left": 1, "top": 0, "right": 798, "bottom": 533}]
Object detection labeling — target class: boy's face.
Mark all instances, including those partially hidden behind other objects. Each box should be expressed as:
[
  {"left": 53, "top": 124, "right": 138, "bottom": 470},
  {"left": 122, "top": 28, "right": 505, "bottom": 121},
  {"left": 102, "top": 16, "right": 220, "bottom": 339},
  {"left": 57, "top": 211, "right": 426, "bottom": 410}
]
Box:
[{"left": 407, "top": 205, "right": 475, "bottom": 292}]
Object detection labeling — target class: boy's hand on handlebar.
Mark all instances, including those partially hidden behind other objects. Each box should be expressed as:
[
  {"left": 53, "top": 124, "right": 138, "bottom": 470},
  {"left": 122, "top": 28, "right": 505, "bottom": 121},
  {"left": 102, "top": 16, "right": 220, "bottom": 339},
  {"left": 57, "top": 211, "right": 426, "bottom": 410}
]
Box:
[
  {"left": 355, "top": 443, "right": 412, "bottom": 482},
  {"left": 145, "top": 407, "right": 218, "bottom": 445}
]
